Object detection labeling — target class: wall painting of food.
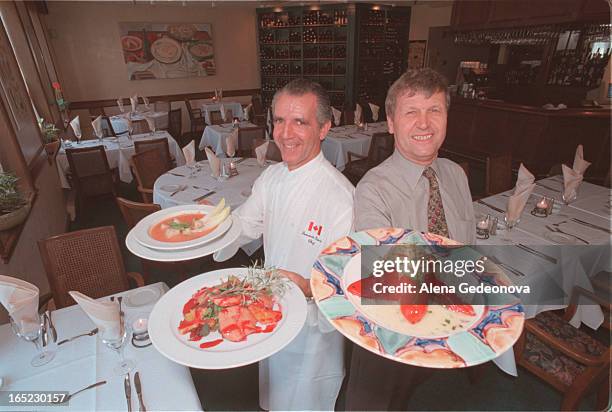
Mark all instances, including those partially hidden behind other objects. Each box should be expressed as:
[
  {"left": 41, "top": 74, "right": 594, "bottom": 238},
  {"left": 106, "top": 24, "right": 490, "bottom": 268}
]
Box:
[{"left": 119, "top": 22, "right": 215, "bottom": 80}]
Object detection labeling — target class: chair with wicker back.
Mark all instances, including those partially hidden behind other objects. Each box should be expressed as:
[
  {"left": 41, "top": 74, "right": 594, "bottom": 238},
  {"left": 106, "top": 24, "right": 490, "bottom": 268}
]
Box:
[
  {"left": 343, "top": 132, "right": 395, "bottom": 184},
  {"left": 209, "top": 110, "right": 224, "bottom": 125},
  {"left": 115, "top": 197, "right": 161, "bottom": 229},
  {"left": 513, "top": 286, "right": 611, "bottom": 411},
  {"left": 134, "top": 137, "right": 174, "bottom": 170},
  {"left": 130, "top": 149, "right": 170, "bottom": 203},
  {"left": 251, "top": 95, "right": 266, "bottom": 126},
  {"left": 167, "top": 108, "right": 182, "bottom": 144},
  {"left": 38, "top": 226, "right": 144, "bottom": 309},
  {"left": 237, "top": 126, "right": 266, "bottom": 157},
  {"left": 342, "top": 107, "right": 355, "bottom": 126},
  {"left": 184, "top": 99, "right": 206, "bottom": 139},
  {"left": 65, "top": 145, "right": 118, "bottom": 213},
  {"left": 252, "top": 138, "right": 282, "bottom": 162}
]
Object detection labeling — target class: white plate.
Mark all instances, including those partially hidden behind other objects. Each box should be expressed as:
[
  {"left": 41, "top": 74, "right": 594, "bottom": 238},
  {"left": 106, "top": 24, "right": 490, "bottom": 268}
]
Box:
[
  {"left": 132, "top": 204, "right": 232, "bottom": 250},
  {"left": 126, "top": 217, "right": 241, "bottom": 262},
  {"left": 543, "top": 231, "right": 579, "bottom": 245},
  {"left": 148, "top": 268, "right": 307, "bottom": 369},
  {"left": 125, "top": 286, "right": 162, "bottom": 307}
]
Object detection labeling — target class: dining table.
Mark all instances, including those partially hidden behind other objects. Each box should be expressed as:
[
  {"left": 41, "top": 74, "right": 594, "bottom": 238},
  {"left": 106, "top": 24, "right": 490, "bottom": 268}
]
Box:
[
  {"left": 200, "top": 101, "right": 244, "bottom": 125},
  {"left": 321, "top": 122, "right": 389, "bottom": 171},
  {"left": 110, "top": 110, "right": 168, "bottom": 135},
  {"left": 55, "top": 131, "right": 185, "bottom": 189},
  {"left": 0, "top": 282, "right": 203, "bottom": 411},
  {"left": 198, "top": 121, "right": 257, "bottom": 155},
  {"left": 473, "top": 175, "right": 610, "bottom": 375},
  {"left": 152, "top": 158, "right": 272, "bottom": 255}
]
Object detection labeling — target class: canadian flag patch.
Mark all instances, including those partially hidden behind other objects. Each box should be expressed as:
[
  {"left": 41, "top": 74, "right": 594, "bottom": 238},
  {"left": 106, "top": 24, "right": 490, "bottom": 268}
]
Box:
[{"left": 307, "top": 221, "right": 323, "bottom": 236}]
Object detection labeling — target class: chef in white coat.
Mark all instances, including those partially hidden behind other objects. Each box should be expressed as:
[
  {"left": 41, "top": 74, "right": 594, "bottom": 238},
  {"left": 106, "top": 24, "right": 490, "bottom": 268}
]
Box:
[{"left": 215, "top": 79, "right": 354, "bottom": 410}]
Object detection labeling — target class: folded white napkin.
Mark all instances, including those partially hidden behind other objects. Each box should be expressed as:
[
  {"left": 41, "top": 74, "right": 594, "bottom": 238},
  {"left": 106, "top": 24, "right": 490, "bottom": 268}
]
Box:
[
  {"left": 368, "top": 103, "right": 380, "bottom": 122},
  {"left": 117, "top": 99, "right": 125, "bottom": 113},
  {"left": 0, "top": 275, "right": 39, "bottom": 334},
  {"left": 183, "top": 140, "right": 196, "bottom": 166},
  {"left": 218, "top": 88, "right": 223, "bottom": 99},
  {"left": 130, "top": 95, "right": 138, "bottom": 112},
  {"left": 226, "top": 129, "right": 239, "bottom": 157},
  {"left": 144, "top": 115, "right": 156, "bottom": 133},
  {"left": 562, "top": 164, "right": 583, "bottom": 202},
  {"left": 142, "top": 96, "right": 150, "bottom": 110},
  {"left": 255, "top": 141, "right": 269, "bottom": 167},
  {"left": 205, "top": 147, "right": 220, "bottom": 177},
  {"left": 354, "top": 103, "right": 362, "bottom": 125},
  {"left": 92, "top": 115, "right": 103, "bottom": 138},
  {"left": 572, "top": 144, "right": 591, "bottom": 175},
  {"left": 69, "top": 291, "right": 121, "bottom": 340},
  {"left": 220, "top": 104, "right": 227, "bottom": 122},
  {"left": 506, "top": 163, "right": 535, "bottom": 222},
  {"left": 70, "top": 116, "right": 81, "bottom": 138},
  {"left": 332, "top": 107, "right": 341, "bottom": 126},
  {"left": 242, "top": 104, "right": 252, "bottom": 122}
]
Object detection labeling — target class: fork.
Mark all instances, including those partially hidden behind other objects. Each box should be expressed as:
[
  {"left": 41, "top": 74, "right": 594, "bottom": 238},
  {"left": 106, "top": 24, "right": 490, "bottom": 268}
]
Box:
[
  {"left": 170, "top": 185, "right": 187, "bottom": 197},
  {"left": 545, "top": 225, "right": 590, "bottom": 244},
  {"left": 57, "top": 328, "right": 99, "bottom": 345}
]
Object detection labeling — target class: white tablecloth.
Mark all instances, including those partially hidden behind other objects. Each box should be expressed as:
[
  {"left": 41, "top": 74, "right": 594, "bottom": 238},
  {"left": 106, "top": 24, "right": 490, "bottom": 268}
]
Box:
[
  {"left": 153, "top": 158, "right": 271, "bottom": 256},
  {"left": 474, "top": 176, "right": 610, "bottom": 376},
  {"left": 56, "top": 131, "right": 185, "bottom": 189},
  {"left": 200, "top": 101, "right": 244, "bottom": 125},
  {"left": 110, "top": 110, "right": 168, "bottom": 135},
  {"left": 321, "top": 122, "right": 388, "bottom": 171},
  {"left": 199, "top": 122, "right": 256, "bottom": 155},
  {"left": 0, "top": 283, "right": 203, "bottom": 411}
]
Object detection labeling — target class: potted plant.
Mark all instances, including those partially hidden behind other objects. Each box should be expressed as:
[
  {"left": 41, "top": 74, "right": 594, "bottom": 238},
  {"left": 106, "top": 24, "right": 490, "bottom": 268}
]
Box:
[
  {"left": 38, "top": 119, "right": 61, "bottom": 157},
  {"left": 0, "top": 172, "right": 30, "bottom": 231}
]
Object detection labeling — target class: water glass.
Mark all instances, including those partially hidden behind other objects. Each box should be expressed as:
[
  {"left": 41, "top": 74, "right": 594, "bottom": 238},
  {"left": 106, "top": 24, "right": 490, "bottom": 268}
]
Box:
[
  {"left": 100, "top": 320, "right": 134, "bottom": 376},
  {"left": 562, "top": 189, "right": 577, "bottom": 205},
  {"left": 503, "top": 214, "right": 520, "bottom": 230},
  {"left": 10, "top": 313, "right": 55, "bottom": 367}
]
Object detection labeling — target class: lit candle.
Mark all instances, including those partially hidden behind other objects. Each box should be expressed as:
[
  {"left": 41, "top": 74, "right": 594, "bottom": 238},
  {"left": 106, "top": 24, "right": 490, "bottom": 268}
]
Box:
[
  {"left": 477, "top": 219, "right": 489, "bottom": 230},
  {"left": 537, "top": 197, "right": 548, "bottom": 209},
  {"left": 132, "top": 318, "right": 148, "bottom": 334}
]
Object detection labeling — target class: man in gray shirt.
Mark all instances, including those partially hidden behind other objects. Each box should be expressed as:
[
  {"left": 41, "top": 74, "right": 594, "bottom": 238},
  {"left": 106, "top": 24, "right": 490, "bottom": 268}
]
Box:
[{"left": 345, "top": 68, "right": 476, "bottom": 410}]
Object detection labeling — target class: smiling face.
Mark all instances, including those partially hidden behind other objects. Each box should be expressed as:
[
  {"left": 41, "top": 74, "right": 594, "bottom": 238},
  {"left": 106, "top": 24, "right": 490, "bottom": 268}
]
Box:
[
  {"left": 387, "top": 90, "right": 448, "bottom": 166},
  {"left": 272, "top": 92, "right": 331, "bottom": 170}
]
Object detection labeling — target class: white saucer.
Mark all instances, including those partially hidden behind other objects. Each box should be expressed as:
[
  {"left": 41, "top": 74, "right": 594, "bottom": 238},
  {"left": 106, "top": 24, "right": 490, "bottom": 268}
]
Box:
[{"left": 125, "top": 286, "right": 162, "bottom": 307}]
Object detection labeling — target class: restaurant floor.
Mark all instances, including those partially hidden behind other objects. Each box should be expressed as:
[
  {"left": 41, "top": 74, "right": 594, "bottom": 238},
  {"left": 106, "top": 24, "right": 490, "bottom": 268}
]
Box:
[{"left": 68, "top": 185, "right": 604, "bottom": 412}]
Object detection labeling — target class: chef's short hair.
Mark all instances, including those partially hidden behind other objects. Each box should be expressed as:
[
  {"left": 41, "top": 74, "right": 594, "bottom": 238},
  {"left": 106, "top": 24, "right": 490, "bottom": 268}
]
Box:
[
  {"left": 385, "top": 68, "right": 450, "bottom": 117},
  {"left": 272, "top": 79, "right": 332, "bottom": 127}
]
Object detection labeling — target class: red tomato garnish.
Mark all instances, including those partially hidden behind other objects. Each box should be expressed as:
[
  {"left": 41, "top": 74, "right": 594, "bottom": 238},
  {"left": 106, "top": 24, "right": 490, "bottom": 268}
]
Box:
[
  {"left": 199, "top": 339, "right": 223, "bottom": 348},
  {"left": 400, "top": 304, "right": 428, "bottom": 324}
]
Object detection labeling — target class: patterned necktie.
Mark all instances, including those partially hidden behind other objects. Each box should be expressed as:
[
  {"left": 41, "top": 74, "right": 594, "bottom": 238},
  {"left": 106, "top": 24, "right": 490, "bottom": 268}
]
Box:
[{"left": 423, "top": 167, "right": 449, "bottom": 237}]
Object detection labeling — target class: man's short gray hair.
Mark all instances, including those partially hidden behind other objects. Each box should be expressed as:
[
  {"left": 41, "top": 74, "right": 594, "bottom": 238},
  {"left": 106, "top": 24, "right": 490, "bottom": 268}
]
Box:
[
  {"left": 271, "top": 78, "right": 332, "bottom": 127},
  {"left": 385, "top": 68, "right": 450, "bottom": 117}
]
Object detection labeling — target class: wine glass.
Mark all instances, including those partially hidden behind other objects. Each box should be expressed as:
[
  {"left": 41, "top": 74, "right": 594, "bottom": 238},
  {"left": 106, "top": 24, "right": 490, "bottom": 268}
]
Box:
[
  {"left": 95, "top": 128, "right": 104, "bottom": 143},
  {"left": 503, "top": 214, "right": 519, "bottom": 231},
  {"left": 100, "top": 318, "right": 134, "bottom": 376},
  {"left": 562, "top": 189, "right": 577, "bottom": 205},
  {"left": 10, "top": 313, "right": 55, "bottom": 367},
  {"left": 75, "top": 130, "right": 82, "bottom": 145}
]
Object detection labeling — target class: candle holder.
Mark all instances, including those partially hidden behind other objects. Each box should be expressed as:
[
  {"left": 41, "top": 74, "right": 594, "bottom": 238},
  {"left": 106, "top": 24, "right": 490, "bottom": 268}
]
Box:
[
  {"left": 476, "top": 214, "right": 490, "bottom": 239},
  {"left": 531, "top": 196, "right": 552, "bottom": 217},
  {"left": 131, "top": 317, "right": 151, "bottom": 348},
  {"left": 229, "top": 161, "right": 239, "bottom": 177}
]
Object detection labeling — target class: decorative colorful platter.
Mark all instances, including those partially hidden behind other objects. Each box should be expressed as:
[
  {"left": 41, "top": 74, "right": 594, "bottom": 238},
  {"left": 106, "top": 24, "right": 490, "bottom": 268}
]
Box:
[{"left": 310, "top": 228, "right": 525, "bottom": 368}]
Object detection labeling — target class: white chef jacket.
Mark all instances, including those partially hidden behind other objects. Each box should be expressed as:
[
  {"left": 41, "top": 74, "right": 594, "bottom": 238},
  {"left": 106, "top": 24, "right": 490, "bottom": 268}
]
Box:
[{"left": 215, "top": 151, "right": 354, "bottom": 411}]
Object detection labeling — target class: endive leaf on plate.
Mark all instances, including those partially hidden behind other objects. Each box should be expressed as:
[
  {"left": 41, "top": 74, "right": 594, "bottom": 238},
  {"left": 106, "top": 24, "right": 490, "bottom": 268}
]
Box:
[{"left": 203, "top": 206, "right": 230, "bottom": 229}]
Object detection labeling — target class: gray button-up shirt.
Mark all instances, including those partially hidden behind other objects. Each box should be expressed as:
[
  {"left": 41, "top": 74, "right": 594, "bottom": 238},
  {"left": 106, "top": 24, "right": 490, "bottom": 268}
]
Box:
[{"left": 354, "top": 150, "right": 476, "bottom": 244}]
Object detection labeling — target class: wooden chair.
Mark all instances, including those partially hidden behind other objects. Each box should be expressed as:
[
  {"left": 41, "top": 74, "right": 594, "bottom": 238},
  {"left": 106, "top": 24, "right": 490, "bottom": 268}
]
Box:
[
  {"left": 343, "top": 132, "right": 395, "bottom": 184},
  {"left": 90, "top": 115, "right": 118, "bottom": 138},
  {"left": 209, "top": 110, "right": 224, "bottom": 125},
  {"left": 115, "top": 196, "right": 161, "bottom": 229},
  {"left": 251, "top": 94, "right": 266, "bottom": 126},
  {"left": 513, "top": 286, "right": 611, "bottom": 411},
  {"left": 65, "top": 145, "right": 118, "bottom": 213},
  {"left": 341, "top": 108, "right": 355, "bottom": 126},
  {"left": 252, "top": 138, "right": 282, "bottom": 162},
  {"left": 485, "top": 153, "right": 513, "bottom": 196},
  {"left": 38, "top": 226, "right": 144, "bottom": 309},
  {"left": 134, "top": 137, "right": 174, "bottom": 169},
  {"left": 167, "top": 108, "right": 182, "bottom": 144},
  {"left": 237, "top": 126, "right": 266, "bottom": 157},
  {"left": 130, "top": 149, "right": 170, "bottom": 203},
  {"left": 185, "top": 99, "right": 206, "bottom": 138}
]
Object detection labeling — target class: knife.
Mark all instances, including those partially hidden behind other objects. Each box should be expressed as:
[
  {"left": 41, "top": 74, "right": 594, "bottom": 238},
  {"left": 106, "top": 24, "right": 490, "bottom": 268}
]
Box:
[
  {"left": 124, "top": 374, "right": 132, "bottom": 412},
  {"left": 476, "top": 199, "right": 505, "bottom": 214},
  {"left": 46, "top": 310, "right": 58, "bottom": 343},
  {"left": 193, "top": 191, "right": 216, "bottom": 202},
  {"left": 134, "top": 372, "right": 147, "bottom": 412}
]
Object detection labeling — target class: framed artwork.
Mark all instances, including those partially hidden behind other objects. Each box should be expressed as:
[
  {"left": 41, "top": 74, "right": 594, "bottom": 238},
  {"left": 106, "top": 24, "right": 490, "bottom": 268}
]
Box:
[
  {"left": 408, "top": 40, "right": 427, "bottom": 70},
  {"left": 119, "top": 22, "right": 216, "bottom": 80}
]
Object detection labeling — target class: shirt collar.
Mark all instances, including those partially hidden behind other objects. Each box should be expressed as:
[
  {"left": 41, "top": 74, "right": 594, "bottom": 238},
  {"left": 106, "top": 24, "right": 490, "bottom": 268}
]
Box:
[
  {"left": 390, "top": 149, "right": 441, "bottom": 189},
  {"left": 283, "top": 150, "right": 325, "bottom": 176}
]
